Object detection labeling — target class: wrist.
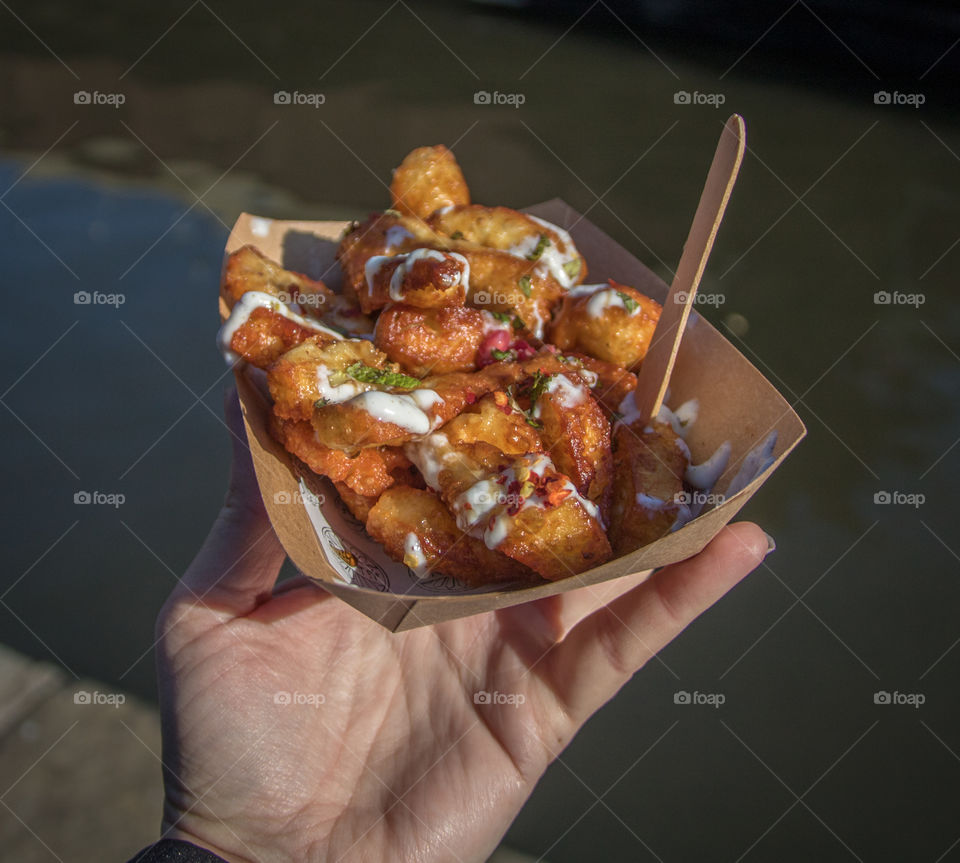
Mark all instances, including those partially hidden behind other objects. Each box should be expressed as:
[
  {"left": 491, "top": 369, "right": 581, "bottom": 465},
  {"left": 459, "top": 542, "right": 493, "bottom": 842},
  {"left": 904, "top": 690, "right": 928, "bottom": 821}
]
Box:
[{"left": 161, "top": 825, "right": 250, "bottom": 863}]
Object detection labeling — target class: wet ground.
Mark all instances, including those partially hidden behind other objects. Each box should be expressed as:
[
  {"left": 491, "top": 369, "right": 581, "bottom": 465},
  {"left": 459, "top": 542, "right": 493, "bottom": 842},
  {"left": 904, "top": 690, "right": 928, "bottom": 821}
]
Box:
[{"left": 1, "top": 1, "right": 959, "bottom": 860}]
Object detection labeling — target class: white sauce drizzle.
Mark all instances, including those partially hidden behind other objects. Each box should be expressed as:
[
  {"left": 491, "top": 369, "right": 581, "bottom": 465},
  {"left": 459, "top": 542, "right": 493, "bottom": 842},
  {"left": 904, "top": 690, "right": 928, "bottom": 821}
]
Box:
[
  {"left": 453, "top": 454, "right": 601, "bottom": 550},
  {"left": 547, "top": 373, "right": 587, "bottom": 407},
  {"left": 403, "top": 432, "right": 454, "bottom": 490},
  {"left": 725, "top": 431, "right": 778, "bottom": 498},
  {"left": 532, "top": 373, "right": 587, "bottom": 419},
  {"left": 315, "top": 364, "right": 364, "bottom": 404},
  {"left": 565, "top": 282, "right": 642, "bottom": 319},
  {"left": 657, "top": 399, "right": 699, "bottom": 437},
  {"left": 635, "top": 492, "right": 668, "bottom": 514},
  {"left": 566, "top": 282, "right": 606, "bottom": 298},
  {"left": 403, "top": 532, "right": 429, "bottom": 576},
  {"left": 685, "top": 440, "right": 731, "bottom": 490},
  {"left": 505, "top": 215, "right": 581, "bottom": 289},
  {"left": 614, "top": 391, "right": 732, "bottom": 526},
  {"left": 365, "top": 248, "right": 470, "bottom": 302},
  {"left": 384, "top": 224, "right": 413, "bottom": 252},
  {"left": 348, "top": 388, "right": 444, "bottom": 435},
  {"left": 217, "top": 290, "right": 342, "bottom": 364},
  {"left": 364, "top": 255, "right": 392, "bottom": 296},
  {"left": 479, "top": 309, "right": 514, "bottom": 336},
  {"left": 616, "top": 389, "right": 644, "bottom": 426}
]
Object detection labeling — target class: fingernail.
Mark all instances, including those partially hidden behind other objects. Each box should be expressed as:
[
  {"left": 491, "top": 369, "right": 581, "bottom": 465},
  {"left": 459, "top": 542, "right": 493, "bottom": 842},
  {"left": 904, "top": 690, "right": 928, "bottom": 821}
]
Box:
[{"left": 763, "top": 532, "right": 776, "bottom": 556}]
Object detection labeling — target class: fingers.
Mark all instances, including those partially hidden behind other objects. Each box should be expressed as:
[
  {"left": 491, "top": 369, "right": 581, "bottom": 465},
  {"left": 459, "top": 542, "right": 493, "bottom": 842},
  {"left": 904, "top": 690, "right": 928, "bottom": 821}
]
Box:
[
  {"left": 496, "top": 570, "right": 654, "bottom": 652},
  {"left": 545, "top": 522, "right": 769, "bottom": 722},
  {"left": 172, "top": 388, "right": 286, "bottom": 618}
]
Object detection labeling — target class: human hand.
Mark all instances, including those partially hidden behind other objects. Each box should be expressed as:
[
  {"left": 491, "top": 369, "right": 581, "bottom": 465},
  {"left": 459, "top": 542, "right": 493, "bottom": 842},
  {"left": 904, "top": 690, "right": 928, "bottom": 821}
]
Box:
[{"left": 155, "top": 389, "right": 770, "bottom": 863}]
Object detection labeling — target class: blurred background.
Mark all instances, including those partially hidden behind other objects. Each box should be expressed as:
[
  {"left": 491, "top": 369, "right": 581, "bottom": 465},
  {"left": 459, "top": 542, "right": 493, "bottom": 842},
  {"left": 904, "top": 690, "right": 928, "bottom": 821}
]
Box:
[{"left": 1, "top": 1, "right": 958, "bottom": 860}]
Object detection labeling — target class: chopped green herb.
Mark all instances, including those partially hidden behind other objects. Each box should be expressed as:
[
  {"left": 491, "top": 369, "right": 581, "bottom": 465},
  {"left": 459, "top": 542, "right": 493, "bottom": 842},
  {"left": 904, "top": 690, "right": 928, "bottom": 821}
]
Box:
[
  {"left": 617, "top": 291, "right": 639, "bottom": 314},
  {"left": 563, "top": 259, "right": 581, "bottom": 280},
  {"left": 518, "top": 275, "right": 532, "bottom": 298},
  {"left": 491, "top": 348, "right": 515, "bottom": 363},
  {"left": 346, "top": 362, "right": 421, "bottom": 389},
  {"left": 528, "top": 370, "right": 554, "bottom": 410},
  {"left": 511, "top": 315, "right": 525, "bottom": 333},
  {"left": 491, "top": 310, "right": 512, "bottom": 324},
  {"left": 526, "top": 234, "right": 550, "bottom": 262},
  {"left": 449, "top": 230, "right": 464, "bottom": 240},
  {"left": 314, "top": 398, "right": 329, "bottom": 409},
  {"left": 383, "top": 208, "right": 402, "bottom": 217},
  {"left": 525, "top": 415, "right": 543, "bottom": 430}
]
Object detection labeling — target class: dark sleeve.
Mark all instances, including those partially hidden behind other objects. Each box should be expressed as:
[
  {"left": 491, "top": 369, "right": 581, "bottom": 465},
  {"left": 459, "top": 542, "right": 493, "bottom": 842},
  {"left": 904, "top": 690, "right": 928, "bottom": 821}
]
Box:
[{"left": 127, "top": 839, "right": 229, "bottom": 862}]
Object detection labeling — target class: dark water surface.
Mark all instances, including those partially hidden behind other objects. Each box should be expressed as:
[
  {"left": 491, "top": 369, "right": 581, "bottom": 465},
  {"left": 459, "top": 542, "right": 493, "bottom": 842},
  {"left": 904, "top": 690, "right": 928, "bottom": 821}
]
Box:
[{"left": 1, "top": 1, "right": 959, "bottom": 859}]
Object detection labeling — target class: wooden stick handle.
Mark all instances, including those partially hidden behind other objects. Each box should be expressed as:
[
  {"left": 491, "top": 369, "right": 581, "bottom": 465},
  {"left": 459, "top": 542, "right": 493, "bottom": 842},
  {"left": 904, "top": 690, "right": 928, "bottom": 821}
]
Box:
[{"left": 633, "top": 115, "right": 746, "bottom": 424}]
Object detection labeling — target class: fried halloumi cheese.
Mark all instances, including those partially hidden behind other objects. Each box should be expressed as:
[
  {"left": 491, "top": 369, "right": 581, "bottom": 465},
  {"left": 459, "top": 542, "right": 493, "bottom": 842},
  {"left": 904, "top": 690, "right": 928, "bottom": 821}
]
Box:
[
  {"left": 390, "top": 145, "right": 471, "bottom": 220},
  {"left": 337, "top": 211, "right": 445, "bottom": 301},
  {"left": 608, "top": 419, "right": 687, "bottom": 556},
  {"left": 457, "top": 248, "right": 562, "bottom": 341},
  {"left": 269, "top": 415, "right": 411, "bottom": 498},
  {"left": 405, "top": 414, "right": 611, "bottom": 580},
  {"left": 223, "top": 305, "right": 338, "bottom": 369},
  {"left": 568, "top": 353, "right": 638, "bottom": 415},
  {"left": 267, "top": 337, "right": 391, "bottom": 422},
  {"left": 527, "top": 372, "right": 613, "bottom": 519},
  {"left": 374, "top": 304, "right": 511, "bottom": 377},
  {"left": 221, "top": 244, "right": 334, "bottom": 311},
  {"left": 429, "top": 204, "right": 587, "bottom": 289},
  {"left": 308, "top": 352, "right": 572, "bottom": 452},
  {"left": 359, "top": 248, "right": 469, "bottom": 314},
  {"left": 549, "top": 280, "right": 661, "bottom": 370},
  {"left": 366, "top": 486, "right": 539, "bottom": 586}
]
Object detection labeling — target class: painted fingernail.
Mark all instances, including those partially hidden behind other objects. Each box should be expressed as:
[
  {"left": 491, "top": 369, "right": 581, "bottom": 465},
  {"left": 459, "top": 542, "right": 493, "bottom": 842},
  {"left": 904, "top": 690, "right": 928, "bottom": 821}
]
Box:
[{"left": 763, "top": 532, "right": 777, "bottom": 556}]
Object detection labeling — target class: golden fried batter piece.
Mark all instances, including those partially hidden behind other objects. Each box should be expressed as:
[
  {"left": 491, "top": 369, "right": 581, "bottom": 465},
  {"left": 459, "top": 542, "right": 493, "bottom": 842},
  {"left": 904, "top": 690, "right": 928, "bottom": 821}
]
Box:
[
  {"left": 430, "top": 205, "right": 587, "bottom": 286},
  {"left": 492, "top": 470, "right": 611, "bottom": 580},
  {"left": 568, "top": 353, "right": 637, "bottom": 414},
  {"left": 608, "top": 420, "right": 687, "bottom": 556},
  {"left": 227, "top": 307, "right": 337, "bottom": 369},
  {"left": 267, "top": 337, "right": 390, "bottom": 421},
  {"left": 310, "top": 352, "right": 575, "bottom": 452},
  {"left": 333, "top": 454, "right": 426, "bottom": 525},
  {"left": 269, "top": 415, "right": 412, "bottom": 498},
  {"left": 222, "top": 245, "right": 334, "bottom": 311},
  {"left": 360, "top": 249, "right": 468, "bottom": 315},
  {"left": 366, "top": 486, "right": 539, "bottom": 586},
  {"left": 459, "top": 248, "right": 562, "bottom": 340},
  {"left": 390, "top": 145, "right": 470, "bottom": 220},
  {"left": 374, "top": 304, "right": 506, "bottom": 377},
  {"left": 333, "top": 482, "right": 377, "bottom": 525},
  {"left": 337, "top": 211, "right": 445, "bottom": 302},
  {"left": 549, "top": 281, "right": 661, "bottom": 370},
  {"left": 403, "top": 433, "right": 610, "bottom": 581},
  {"left": 443, "top": 392, "right": 544, "bottom": 460},
  {"left": 530, "top": 373, "right": 613, "bottom": 519}
]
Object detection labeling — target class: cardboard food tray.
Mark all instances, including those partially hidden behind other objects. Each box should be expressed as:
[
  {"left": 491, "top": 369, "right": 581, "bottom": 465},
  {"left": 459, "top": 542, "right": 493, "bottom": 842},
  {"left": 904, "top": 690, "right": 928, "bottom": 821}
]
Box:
[{"left": 222, "top": 200, "right": 806, "bottom": 631}]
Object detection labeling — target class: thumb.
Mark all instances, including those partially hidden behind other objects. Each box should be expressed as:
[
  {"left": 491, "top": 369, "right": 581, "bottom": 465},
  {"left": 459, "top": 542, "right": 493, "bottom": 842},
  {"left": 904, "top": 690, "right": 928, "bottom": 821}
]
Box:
[{"left": 173, "top": 386, "right": 286, "bottom": 616}]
